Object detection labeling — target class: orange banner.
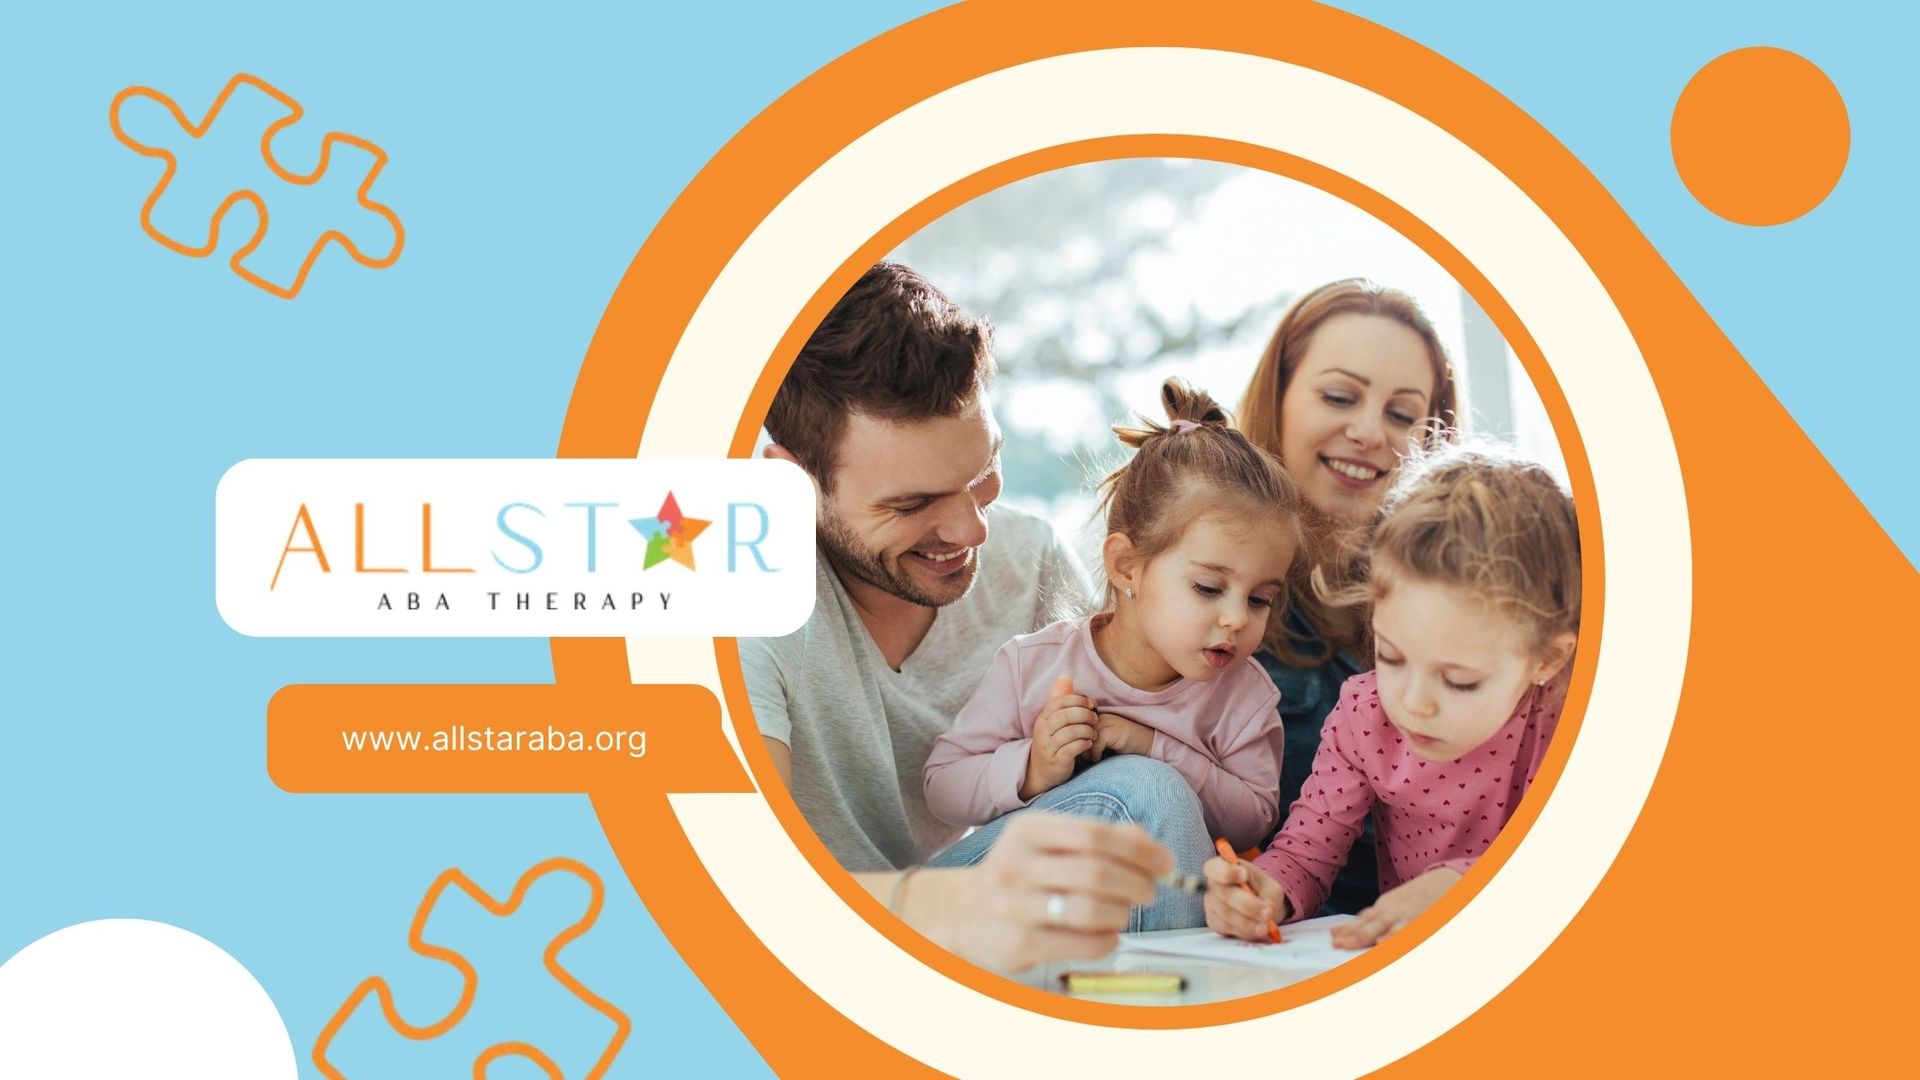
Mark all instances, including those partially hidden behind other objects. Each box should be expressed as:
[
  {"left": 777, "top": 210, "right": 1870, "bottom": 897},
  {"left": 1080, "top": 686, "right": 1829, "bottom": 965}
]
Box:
[{"left": 267, "top": 683, "right": 750, "bottom": 794}]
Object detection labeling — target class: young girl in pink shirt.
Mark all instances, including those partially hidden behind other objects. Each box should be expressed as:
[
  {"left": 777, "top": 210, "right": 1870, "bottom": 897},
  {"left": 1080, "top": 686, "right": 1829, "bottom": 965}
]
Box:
[
  {"left": 1205, "top": 445, "right": 1580, "bottom": 948},
  {"left": 924, "top": 380, "right": 1303, "bottom": 929}
]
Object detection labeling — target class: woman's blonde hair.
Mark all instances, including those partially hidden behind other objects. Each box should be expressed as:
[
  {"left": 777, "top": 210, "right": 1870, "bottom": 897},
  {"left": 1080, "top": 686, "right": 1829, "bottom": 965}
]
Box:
[
  {"left": 1235, "top": 279, "right": 1462, "bottom": 666},
  {"left": 1097, "top": 379, "right": 1304, "bottom": 609},
  {"left": 1326, "top": 443, "right": 1581, "bottom": 656}
]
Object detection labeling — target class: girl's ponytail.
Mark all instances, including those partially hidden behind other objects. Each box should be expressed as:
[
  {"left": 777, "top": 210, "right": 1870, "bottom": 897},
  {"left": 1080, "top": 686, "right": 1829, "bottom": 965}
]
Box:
[
  {"left": 1098, "top": 379, "right": 1303, "bottom": 608},
  {"left": 1113, "top": 379, "right": 1231, "bottom": 451}
]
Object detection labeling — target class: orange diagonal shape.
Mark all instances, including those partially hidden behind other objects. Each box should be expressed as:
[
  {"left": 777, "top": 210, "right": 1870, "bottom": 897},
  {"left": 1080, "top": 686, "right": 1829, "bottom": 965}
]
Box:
[
  {"left": 311, "top": 856, "right": 631, "bottom": 1079},
  {"left": 107, "top": 72, "right": 404, "bottom": 299}
]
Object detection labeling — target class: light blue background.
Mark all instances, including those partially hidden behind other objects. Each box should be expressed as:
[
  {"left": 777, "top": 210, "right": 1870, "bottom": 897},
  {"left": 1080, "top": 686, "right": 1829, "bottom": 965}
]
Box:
[
  {"left": 1334, "top": 0, "right": 1917, "bottom": 562},
  {"left": 1, "top": 2, "right": 1909, "bottom": 1076}
]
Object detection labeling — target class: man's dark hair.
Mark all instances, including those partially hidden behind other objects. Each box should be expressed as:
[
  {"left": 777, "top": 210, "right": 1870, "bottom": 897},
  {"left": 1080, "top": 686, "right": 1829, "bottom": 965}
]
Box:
[{"left": 765, "top": 262, "right": 994, "bottom": 492}]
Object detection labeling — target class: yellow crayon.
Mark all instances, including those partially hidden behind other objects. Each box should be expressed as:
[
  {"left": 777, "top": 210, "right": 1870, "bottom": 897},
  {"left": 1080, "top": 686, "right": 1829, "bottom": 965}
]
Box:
[{"left": 1059, "top": 971, "right": 1187, "bottom": 994}]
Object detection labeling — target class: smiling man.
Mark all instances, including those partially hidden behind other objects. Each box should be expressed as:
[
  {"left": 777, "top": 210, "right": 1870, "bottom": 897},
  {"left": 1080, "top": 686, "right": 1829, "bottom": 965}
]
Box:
[{"left": 742, "top": 262, "right": 1096, "bottom": 872}]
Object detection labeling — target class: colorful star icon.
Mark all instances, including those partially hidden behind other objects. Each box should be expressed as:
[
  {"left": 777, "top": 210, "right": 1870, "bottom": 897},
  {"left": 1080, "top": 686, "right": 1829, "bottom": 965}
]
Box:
[{"left": 628, "top": 492, "right": 710, "bottom": 570}]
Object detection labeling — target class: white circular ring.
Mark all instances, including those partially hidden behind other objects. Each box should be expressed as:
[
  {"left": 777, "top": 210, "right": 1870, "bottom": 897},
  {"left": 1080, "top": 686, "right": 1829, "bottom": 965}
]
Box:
[
  {"left": 1045, "top": 892, "right": 1069, "bottom": 928},
  {"left": 630, "top": 46, "right": 1690, "bottom": 1076}
]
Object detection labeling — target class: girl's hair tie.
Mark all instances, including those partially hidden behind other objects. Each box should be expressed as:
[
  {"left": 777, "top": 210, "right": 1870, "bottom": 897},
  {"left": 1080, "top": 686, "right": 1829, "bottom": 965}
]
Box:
[{"left": 1170, "top": 419, "right": 1201, "bottom": 434}]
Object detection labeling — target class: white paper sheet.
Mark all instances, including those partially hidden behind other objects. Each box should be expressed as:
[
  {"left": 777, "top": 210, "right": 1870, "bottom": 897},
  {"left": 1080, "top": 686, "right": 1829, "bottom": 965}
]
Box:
[{"left": 1116, "top": 914, "right": 1364, "bottom": 973}]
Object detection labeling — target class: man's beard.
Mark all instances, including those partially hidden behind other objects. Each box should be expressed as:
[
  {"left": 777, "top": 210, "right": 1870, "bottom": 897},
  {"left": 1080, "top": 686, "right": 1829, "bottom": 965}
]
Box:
[{"left": 817, "top": 507, "right": 979, "bottom": 609}]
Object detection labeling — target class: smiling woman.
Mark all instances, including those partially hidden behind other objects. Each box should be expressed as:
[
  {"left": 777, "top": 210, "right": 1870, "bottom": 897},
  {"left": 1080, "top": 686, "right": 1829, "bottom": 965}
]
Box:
[{"left": 1276, "top": 310, "right": 1447, "bottom": 521}]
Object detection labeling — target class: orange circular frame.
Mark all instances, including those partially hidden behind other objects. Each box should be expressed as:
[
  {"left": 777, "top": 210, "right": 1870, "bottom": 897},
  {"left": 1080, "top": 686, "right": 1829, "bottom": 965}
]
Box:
[
  {"left": 550, "top": 3, "right": 1708, "bottom": 1076},
  {"left": 703, "top": 135, "right": 1598, "bottom": 1025}
]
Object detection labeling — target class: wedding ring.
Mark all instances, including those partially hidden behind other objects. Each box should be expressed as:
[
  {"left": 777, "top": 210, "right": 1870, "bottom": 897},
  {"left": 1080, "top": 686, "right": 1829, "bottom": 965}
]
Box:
[{"left": 1045, "top": 891, "right": 1069, "bottom": 927}]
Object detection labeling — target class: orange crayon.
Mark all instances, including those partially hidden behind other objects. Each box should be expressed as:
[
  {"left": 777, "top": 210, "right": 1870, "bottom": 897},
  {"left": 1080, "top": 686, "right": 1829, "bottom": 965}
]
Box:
[{"left": 1214, "top": 837, "right": 1282, "bottom": 943}]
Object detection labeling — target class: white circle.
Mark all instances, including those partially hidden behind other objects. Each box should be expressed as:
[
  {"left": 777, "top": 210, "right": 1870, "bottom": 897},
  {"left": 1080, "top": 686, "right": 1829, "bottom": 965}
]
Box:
[
  {"left": 0, "top": 919, "right": 298, "bottom": 1079},
  {"left": 626, "top": 48, "right": 1689, "bottom": 1075}
]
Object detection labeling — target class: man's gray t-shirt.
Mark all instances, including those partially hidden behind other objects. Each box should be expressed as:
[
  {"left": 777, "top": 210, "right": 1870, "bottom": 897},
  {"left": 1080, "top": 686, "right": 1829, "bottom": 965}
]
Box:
[{"left": 741, "top": 505, "right": 1092, "bottom": 871}]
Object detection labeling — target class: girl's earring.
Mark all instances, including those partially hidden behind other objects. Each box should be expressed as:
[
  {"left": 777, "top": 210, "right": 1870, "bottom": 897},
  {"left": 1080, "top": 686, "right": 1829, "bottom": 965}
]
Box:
[{"left": 1123, "top": 587, "right": 1134, "bottom": 600}]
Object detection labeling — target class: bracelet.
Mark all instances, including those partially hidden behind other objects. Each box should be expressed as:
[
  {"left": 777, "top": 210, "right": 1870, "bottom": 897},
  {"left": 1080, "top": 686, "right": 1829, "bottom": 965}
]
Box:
[{"left": 888, "top": 865, "right": 927, "bottom": 917}]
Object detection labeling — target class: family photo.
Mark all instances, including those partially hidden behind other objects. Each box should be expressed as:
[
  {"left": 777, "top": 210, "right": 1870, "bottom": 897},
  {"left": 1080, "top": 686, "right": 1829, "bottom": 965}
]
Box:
[{"left": 741, "top": 160, "right": 1582, "bottom": 994}]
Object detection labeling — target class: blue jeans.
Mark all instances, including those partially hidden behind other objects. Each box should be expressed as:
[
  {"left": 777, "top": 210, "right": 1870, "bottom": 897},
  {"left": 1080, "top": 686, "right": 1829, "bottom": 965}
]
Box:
[{"left": 926, "top": 756, "right": 1212, "bottom": 930}]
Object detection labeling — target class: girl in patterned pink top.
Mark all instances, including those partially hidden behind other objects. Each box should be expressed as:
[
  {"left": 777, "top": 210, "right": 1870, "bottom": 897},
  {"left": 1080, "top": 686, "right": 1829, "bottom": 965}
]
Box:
[{"left": 1204, "top": 445, "right": 1580, "bottom": 949}]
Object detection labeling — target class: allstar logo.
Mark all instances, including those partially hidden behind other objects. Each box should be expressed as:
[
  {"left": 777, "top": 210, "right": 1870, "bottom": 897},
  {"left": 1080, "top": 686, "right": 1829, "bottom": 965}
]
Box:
[
  {"left": 220, "top": 459, "right": 810, "bottom": 638},
  {"left": 626, "top": 492, "right": 711, "bottom": 570}
]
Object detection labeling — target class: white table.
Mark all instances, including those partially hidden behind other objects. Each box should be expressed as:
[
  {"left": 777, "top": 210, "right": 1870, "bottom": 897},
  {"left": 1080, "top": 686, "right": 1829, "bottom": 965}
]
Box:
[{"left": 1014, "top": 915, "right": 1363, "bottom": 1005}]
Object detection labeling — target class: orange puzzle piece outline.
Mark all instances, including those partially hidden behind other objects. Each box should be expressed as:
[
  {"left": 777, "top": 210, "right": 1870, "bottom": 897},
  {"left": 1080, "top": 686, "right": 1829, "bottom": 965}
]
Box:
[
  {"left": 108, "top": 72, "right": 404, "bottom": 299},
  {"left": 312, "top": 857, "right": 631, "bottom": 1079}
]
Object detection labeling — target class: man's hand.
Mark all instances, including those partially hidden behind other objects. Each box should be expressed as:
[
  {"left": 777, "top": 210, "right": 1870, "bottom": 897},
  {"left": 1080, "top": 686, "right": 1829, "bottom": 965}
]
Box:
[
  {"left": 1020, "top": 675, "right": 1097, "bottom": 800},
  {"left": 901, "top": 815, "right": 1171, "bottom": 971}
]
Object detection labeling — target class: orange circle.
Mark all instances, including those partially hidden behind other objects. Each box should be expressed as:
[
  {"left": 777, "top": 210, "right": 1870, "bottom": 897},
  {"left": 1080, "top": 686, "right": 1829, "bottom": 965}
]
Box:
[{"left": 1670, "top": 46, "right": 1849, "bottom": 226}]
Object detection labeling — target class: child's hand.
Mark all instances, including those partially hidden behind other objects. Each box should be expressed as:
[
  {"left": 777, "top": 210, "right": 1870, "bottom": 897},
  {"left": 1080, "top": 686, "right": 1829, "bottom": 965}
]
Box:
[
  {"left": 1083, "top": 710, "right": 1153, "bottom": 763},
  {"left": 1203, "top": 856, "right": 1289, "bottom": 940},
  {"left": 1020, "top": 675, "right": 1098, "bottom": 800},
  {"left": 1330, "top": 866, "right": 1462, "bottom": 949}
]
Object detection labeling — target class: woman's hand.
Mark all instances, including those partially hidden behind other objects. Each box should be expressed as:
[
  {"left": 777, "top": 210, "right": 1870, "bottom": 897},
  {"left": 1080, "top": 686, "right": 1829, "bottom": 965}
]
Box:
[
  {"left": 1082, "top": 710, "right": 1154, "bottom": 763},
  {"left": 899, "top": 815, "right": 1171, "bottom": 971},
  {"left": 1203, "top": 855, "right": 1290, "bottom": 940},
  {"left": 1330, "top": 866, "right": 1462, "bottom": 949},
  {"left": 1021, "top": 676, "right": 1098, "bottom": 799}
]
